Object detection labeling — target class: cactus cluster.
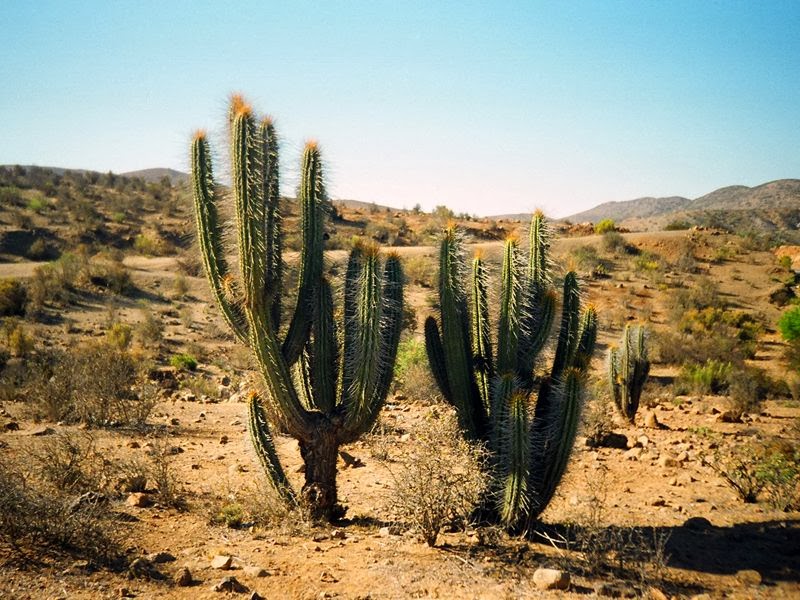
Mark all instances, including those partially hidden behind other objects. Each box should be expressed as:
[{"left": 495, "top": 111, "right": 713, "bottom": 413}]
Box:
[
  {"left": 191, "top": 95, "right": 403, "bottom": 519},
  {"left": 608, "top": 324, "right": 650, "bottom": 422},
  {"left": 424, "top": 213, "right": 597, "bottom": 531}
]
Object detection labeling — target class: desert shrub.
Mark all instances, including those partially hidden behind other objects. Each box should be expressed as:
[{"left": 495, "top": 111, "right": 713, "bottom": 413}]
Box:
[
  {"left": 27, "top": 431, "right": 103, "bottom": 493},
  {"left": 0, "top": 278, "right": 27, "bottom": 316},
  {"left": 26, "top": 238, "right": 49, "bottom": 260},
  {"left": 170, "top": 353, "right": 198, "bottom": 371},
  {"left": 779, "top": 306, "right": 800, "bottom": 343},
  {"left": 2, "top": 319, "right": 34, "bottom": 358},
  {"left": 676, "top": 360, "right": 731, "bottom": 395},
  {"left": 387, "top": 409, "right": 487, "bottom": 546},
  {"left": 601, "top": 230, "right": 633, "bottom": 255},
  {"left": 133, "top": 232, "right": 169, "bottom": 256},
  {"left": 91, "top": 259, "right": 133, "bottom": 295},
  {"left": 211, "top": 503, "right": 246, "bottom": 528},
  {"left": 726, "top": 367, "right": 763, "bottom": 418},
  {"left": 25, "top": 342, "right": 155, "bottom": 427},
  {"left": 594, "top": 218, "right": 615, "bottom": 234},
  {"left": 708, "top": 445, "right": 766, "bottom": 503},
  {"left": 27, "top": 252, "right": 88, "bottom": 311},
  {"left": 664, "top": 220, "right": 691, "bottom": 231},
  {"left": 106, "top": 322, "right": 133, "bottom": 350},
  {"left": 0, "top": 464, "right": 124, "bottom": 566},
  {"left": 758, "top": 450, "right": 800, "bottom": 511},
  {"left": 135, "top": 305, "right": 164, "bottom": 345},
  {"left": 571, "top": 244, "right": 606, "bottom": 272},
  {"left": 393, "top": 338, "right": 437, "bottom": 403},
  {"left": 633, "top": 251, "right": 666, "bottom": 274},
  {"left": 26, "top": 196, "right": 47, "bottom": 213},
  {"left": 146, "top": 437, "right": 185, "bottom": 509},
  {"left": 172, "top": 274, "right": 189, "bottom": 298},
  {"left": 404, "top": 254, "right": 435, "bottom": 287}
]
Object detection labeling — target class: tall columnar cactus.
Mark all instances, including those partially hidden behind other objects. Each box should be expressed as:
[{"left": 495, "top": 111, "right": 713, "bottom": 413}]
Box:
[
  {"left": 608, "top": 324, "right": 650, "bottom": 423},
  {"left": 424, "top": 212, "right": 597, "bottom": 531},
  {"left": 191, "top": 95, "right": 403, "bottom": 520}
]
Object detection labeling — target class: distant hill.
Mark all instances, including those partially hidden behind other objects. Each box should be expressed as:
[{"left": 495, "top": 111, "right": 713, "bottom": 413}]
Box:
[
  {"left": 559, "top": 179, "right": 800, "bottom": 231},
  {"left": 122, "top": 168, "right": 189, "bottom": 185}
]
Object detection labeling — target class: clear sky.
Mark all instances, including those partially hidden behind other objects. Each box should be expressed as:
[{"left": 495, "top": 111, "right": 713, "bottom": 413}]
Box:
[{"left": 1, "top": 1, "right": 798, "bottom": 217}]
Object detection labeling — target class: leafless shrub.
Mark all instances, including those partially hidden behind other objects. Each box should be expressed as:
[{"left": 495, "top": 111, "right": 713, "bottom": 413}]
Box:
[
  {"left": 387, "top": 408, "right": 487, "bottom": 546},
  {"left": 26, "top": 431, "right": 103, "bottom": 494},
  {"left": 706, "top": 445, "right": 766, "bottom": 503},
  {"left": 146, "top": 437, "right": 185, "bottom": 510}
]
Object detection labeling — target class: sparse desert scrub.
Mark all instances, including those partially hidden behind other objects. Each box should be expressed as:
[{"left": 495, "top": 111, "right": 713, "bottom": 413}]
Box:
[
  {"left": 393, "top": 338, "right": 438, "bottom": 403},
  {"left": 386, "top": 408, "right": 487, "bottom": 546},
  {"left": 0, "top": 278, "right": 28, "bottom": 317}
]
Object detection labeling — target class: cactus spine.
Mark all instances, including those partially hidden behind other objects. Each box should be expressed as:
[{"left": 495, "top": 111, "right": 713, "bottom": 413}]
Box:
[
  {"left": 191, "top": 96, "right": 403, "bottom": 519},
  {"left": 424, "top": 212, "right": 597, "bottom": 531},
  {"left": 608, "top": 324, "right": 650, "bottom": 423}
]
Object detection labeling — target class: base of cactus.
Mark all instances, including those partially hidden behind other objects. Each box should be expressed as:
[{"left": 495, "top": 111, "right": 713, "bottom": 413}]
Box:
[{"left": 299, "top": 432, "right": 345, "bottom": 521}]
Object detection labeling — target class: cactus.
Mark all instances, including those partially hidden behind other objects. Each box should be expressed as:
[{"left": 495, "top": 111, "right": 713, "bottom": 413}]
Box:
[
  {"left": 608, "top": 324, "right": 650, "bottom": 422},
  {"left": 191, "top": 95, "right": 403, "bottom": 520},
  {"left": 424, "top": 212, "right": 597, "bottom": 531}
]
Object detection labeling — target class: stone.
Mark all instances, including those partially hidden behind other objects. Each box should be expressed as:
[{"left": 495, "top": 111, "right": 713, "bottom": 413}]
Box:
[
  {"left": 644, "top": 412, "right": 661, "bottom": 429},
  {"left": 647, "top": 587, "right": 668, "bottom": 600},
  {"left": 651, "top": 498, "right": 667, "bottom": 507},
  {"left": 127, "top": 557, "right": 163, "bottom": 580},
  {"left": 213, "top": 576, "right": 248, "bottom": 593},
  {"left": 219, "top": 435, "right": 229, "bottom": 445},
  {"left": 735, "top": 569, "right": 762, "bottom": 585},
  {"left": 28, "top": 425, "right": 55, "bottom": 436},
  {"left": 339, "top": 450, "right": 364, "bottom": 468},
  {"left": 331, "top": 529, "right": 347, "bottom": 540},
  {"left": 658, "top": 454, "right": 678, "bottom": 468},
  {"left": 211, "top": 555, "right": 234, "bottom": 570},
  {"left": 532, "top": 568, "right": 570, "bottom": 590},
  {"left": 637, "top": 435, "right": 650, "bottom": 447},
  {"left": 717, "top": 411, "right": 741, "bottom": 423},
  {"left": 623, "top": 447, "right": 643, "bottom": 461},
  {"left": 126, "top": 493, "right": 152, "bottom": 508},
  {"left": 595, "top": 582, "right": 636, "bottom": 597},
  {"left": 175, "top": 567, "right": 193, "bottom": 586},
  {"left": 147, "top": 551, "right": 176, "bottom": 564},
  {"left": 3, "top": 420, "right": 20, "bottom": 431},
  {"left": 676, "top": 450, "right": 689, "bottom": 462},
  {"left": 244, "top": 565, "right": 270, "bottom": 577},
  {"left": 249, "top": 593, "right": 265, "bottom": 600}
]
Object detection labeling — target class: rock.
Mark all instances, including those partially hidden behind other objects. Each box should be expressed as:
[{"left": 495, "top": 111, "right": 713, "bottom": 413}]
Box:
[
  {"left": 119, "top": 587, "right": 133, "bottom": 597},
  {"left": 175, "top": 567, "right": 193, "bottom": 586},
  {"left": 211, "top": 555, "right": 233, "bottom": 570},
  {"left": 28, "top": 425, "right": 55, "bottom": 436},
  {"left": 646, "top": 587, "right": 668, "bottom": 600},
  {"left": 127, "top": 557, "right": 163, "bottom": 580},
  {"left": 587, "top": 431, "right": 628, "bottom": 449},
  {"left": 690, "top": 594, "right": 712, "bottom": 600},
  {"left": 219, "top": 435, "right": 229, "bottom": 445},
  {"left": 651, "top": 497, "right": 667, "bottom": 507},
  {"left": 532, "top": 568, "right": 570, "bottom": 590},
  {"left": 69, "top": 491, "right": 108, "bottom": 512},
  {"left": 683, "top": 516, "right": 713, "bottom": 531},
  {"left": 331, "top": 529, "right": 347, "bottom": 540},
  {"left": 658, "top": 454, "right": 678, "bottom": 468},
  {"left": 595, "top": 582, "right": 636, "bottom": 597},
  {"left": 339, "top": 450, "right": 365, "bottom": 468},
  {"left": 126, "top": 493, "right": 152, "bottom": 508},
  {"left": 126, "top": 440, "right": 141, "bottom": 449},
  {"left": 3, "top": 420, "right": 19, "bottom": 431},
  {"left": 735, "top": 569, "right": 762, "bottom": 585},
  {"left": 637, "top": 435, "right": 650, "bottom": 448},
  {"left": 147, "top": 551, "right": 176, "bottom": 564},
  {"left": 676, "top": 450, "right": 689, "bottom": 462},
  {"left": 220, "top": 375, "right": 231, "bottom": 387},
  {"left": 312, "top": 532, "right": 330, "bottom": 542},
  {"left": 249, "top": 593, "right": 265, "bottom": 600},
  {"left": 624, "top": 447, "right": 643, "bottom": 461},
  {"left": 644, "top": 412, "right": 661, "bottom": 429},
  {"left": 213, "top": 576, "right": 248, "bottom": 593},
  {"left": 717, "top": 411, "right": 741, "bottom": 423},
  {"left": 244, "top": 565, "right": 269, "bottom": 577}
]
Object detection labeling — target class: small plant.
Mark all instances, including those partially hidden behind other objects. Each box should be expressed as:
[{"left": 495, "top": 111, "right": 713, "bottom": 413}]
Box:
[
  {"left": 170, "top": 353, "right": 198, "bottom": 371},
  {"left": 608, "top": 324, "right": 650, "bottom": 422},
  {"left": 778, "top": 305, "right": 800, "bottom": 343},
  {"left": 146, "top": 437, "right": 185, "bottom": 509},
  {"left": 0, "top": 278, "right": 27, "bottom": 317},
  {"left": 387, "top": 409, "right": 487, "bottom": 546},
  {"left": 212, "top": 503, "right": 246, "bottom": 528},
  {"left": 601, "top": 230, "right": 632, "bottom": 255},
  {"left": 3, "top": 319, "right": 34, "bottom": 358},
  {"left": 172, "top": 274, "right": 189, "bottom": 298},
  {"left": 758, "top": 450, "right": 800, "bottom": 511},
  {"left": 708, "top": 445, "right": 766, "bottom": 503},
  {"left": 106, "top": 322, "right": 133, "bottom": 350},
  {"left": 594, "top": 218, "right": 616, "bottom": 234},
  {"left": 677, "top": 360, "right": 731, "bottom": 395},
  {"left": 135, "top": 304, "right": 164, "bottom": 345}
]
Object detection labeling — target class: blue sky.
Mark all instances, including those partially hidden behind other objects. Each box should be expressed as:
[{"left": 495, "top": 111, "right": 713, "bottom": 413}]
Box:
[{"left": 1, "top": 1, "right": 798, "bottom": 217}]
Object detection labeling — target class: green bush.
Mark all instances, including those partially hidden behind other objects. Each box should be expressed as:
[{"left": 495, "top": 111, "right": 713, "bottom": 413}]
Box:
[
  {"left": 677, "top": 360, "right": 732, "bottom": 395},
  {"left": 170, "top": 353, "right": 198, "bottom": 371},
  {"left": 106, "top": 322, "right": 133, "bottom": 350},
  {"left": 601, "top": 230, "right": 633, "bottom": 254},
  {"left": 594, "top": 218, "right": 616, "bottom": 234},
  {"left": 778, "top": 306, "right": 800, "bottom": 343},
  {"left": 664, "top": 220, "right": 691, "bottom": 231},
  {"left": 0, "top": 278, "right": 27, "bottom": 316}
]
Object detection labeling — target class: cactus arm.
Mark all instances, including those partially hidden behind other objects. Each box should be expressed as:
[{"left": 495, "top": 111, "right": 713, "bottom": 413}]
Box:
[
  {"left": 572, "top": 306, "right": 598, "bottom": 371},
  {"left": 342, "top": 253, "right": 404, "bottom": 439},
  {"left": 339, "top": 243, "right": 364, "bottom": 405},
  {"left": 498, "top": 390, "right": 530, "bottom": 528},
  {"left": 248, "top": 392, "right": 297, "bottom": 503},
  {"left": 260, "top": 117, "right": 283, "bottom": 331},
  {"left": 231, "top": 107, "right": 267, "bottom": 319},
  {"left": 471, "top": 255, "right": 494, "bottom": 414},
  {"left": 424, "top": 316, "right": 453, "bottom": 404},
  {"left": 550, "top": 272, "right": 581, "bottom": 380},
  {"left": 497, "top": 237, "right": 521, "bottom": 376},
  {"left": 527, "top": 367, "right": 584, "bottom": 523},
  {"left": 190, "top": 133, "right": 248, "bottom": 343},
  {"left": 527, "top": 210, "right": 549, "bottom": 287},
  {"left": 306, "top": 278, "right": 338, "bottom": 413},
  {"left": 437, "top": 226, "right": 486, "bottom": 439},
  {"left": 281, "top": 143, "right": 324, "bottom": 366}
]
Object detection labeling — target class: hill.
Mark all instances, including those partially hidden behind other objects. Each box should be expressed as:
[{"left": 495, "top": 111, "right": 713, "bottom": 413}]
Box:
[
  {"left": 122, "top": 168, "right": 189, "bottom": 185},
  {"left": 561, "top": 179, "right": 800, "bottom": 233}
]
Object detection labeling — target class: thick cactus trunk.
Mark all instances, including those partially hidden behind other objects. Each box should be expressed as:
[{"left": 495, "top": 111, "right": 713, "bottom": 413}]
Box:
[{"left": 298, "top": 424, "right": 342, "bottom": 520}]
